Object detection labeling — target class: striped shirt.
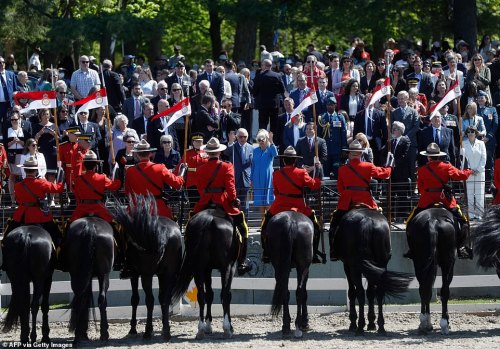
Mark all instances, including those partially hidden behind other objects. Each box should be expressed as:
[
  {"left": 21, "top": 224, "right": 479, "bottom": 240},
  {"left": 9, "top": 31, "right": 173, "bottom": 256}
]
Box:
[{"left": 70, "top": 69, "right": 101, "bottom": 98}]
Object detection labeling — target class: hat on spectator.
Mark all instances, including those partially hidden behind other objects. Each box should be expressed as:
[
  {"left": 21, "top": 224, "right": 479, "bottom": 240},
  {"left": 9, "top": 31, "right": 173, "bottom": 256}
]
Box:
[
  {"left": 478, "top": 90, "right": 488, "bottom": 97},
  {"left": 175, "top": 61, "right": 185, "bottom": 68},
  {"left": 278, "top": 146, "right": 302, "bottom": 158},
  {"left": 66, "top": 126, "right": 81, "bottom": 135},
  {"left": 174, "top": 45, "right": 181, "bottom": 51},
  {"left": 407, "top": 77, "right": 420, "bottom": 85},
  {"left": 133, "top": 139, "right": 157, "bottom": 153},
  {"left": 88, "top": 55, "right": 96, "bottom": 62},
  {"left": 218, "top": 54, "right": 228, "bottom": 61},
  {"left": 326, "top": 96, "right": 337, "bottom": 105},
  {"left": 419, "top": 143, "right": 446, "bottom": 157},
  {"left": 124, "top": 54, "right": 135, "bottom": 60},
  {"left": 343, "top": 140, "right": 364, "bottom": 153},
  {"left": 202, "top": 137, "right": 227, "bottom": 153}
]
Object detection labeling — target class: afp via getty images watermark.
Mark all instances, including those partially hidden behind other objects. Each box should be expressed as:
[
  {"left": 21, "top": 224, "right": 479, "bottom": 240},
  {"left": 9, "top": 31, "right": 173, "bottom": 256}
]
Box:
[{"left": 1, "top": 342, "right": 73, "bottom": 348}]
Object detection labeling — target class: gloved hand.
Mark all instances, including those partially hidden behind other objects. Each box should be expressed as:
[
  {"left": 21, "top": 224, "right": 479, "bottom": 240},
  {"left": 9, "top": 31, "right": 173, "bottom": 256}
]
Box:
[
  {"left": 231, "top": 198, "right": 241, "bottom": 208},
  {"left": 178, "top": 163, "right": 188, "bottom": 178},
  {"left": 385, "top": 152, "right": 394, "bottom": 168},
  {"left": 314, "top": 156, "right": 322, "bottom": 167}
]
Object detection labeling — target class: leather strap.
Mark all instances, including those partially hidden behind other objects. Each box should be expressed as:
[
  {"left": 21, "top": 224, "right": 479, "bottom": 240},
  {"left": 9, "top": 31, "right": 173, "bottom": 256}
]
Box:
[
  {"left": 425, "top": 164, "right": 446, "bottom": 190},
  {"left": 346, "top": 186, "right": 371, "bottom": 191},
  {"left": 279, "top": 169, "right": 303, "bottom": 193},
  {"left": 204, "top": 162, "right": 223, "bottom": 194},
  {"left": 135, "top": 164, "right": 163, "bottom": 194},
  {"left": 346, "top": 163, "right": 370, "bottom": 187},
  {"left": 21, "top": 181, "right": 40, "bottom": 204},
  {"left": 78, "top": 174, "right": 104, "bottom": 199}
]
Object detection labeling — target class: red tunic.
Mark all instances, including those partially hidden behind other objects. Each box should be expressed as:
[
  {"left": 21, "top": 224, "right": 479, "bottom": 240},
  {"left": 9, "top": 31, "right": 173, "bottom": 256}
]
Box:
[
  {"left": 337, "top": 158, "right": 391, "bottom": 211},
  {"left": 59, "top": 141, "right": 79, "bottom": 190},
  {"left": 494, "top": 159, "right": 500, "bottom": 205},
  {"left": 0, "top": 144, "right": 9, "bottom": 190},
  {"left": 175, "top": 148, "right": 208, "bottom": 188},
  {"left": 125, "top": 160, "right": 184, "bottom": 218},
  {"left": 193, "top": 159, "right": 240, "bottom": 215},
  {"left": 417, "top": 160, "right": 472, "bottom": 209},
  {"left": 13, "top": 178, "right": 64, "bottom": 223},
  {"left": 71, "top": 171, "right": 121, "bottom": 222},
  {"left": 268, "top": 165, "right": 321, "bottom": 216}
]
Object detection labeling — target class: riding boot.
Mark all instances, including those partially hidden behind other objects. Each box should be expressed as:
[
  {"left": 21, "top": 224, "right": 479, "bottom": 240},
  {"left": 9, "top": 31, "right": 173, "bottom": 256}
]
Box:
[
  {"left": 329, "top": 209, "right": 346, "bottom": 261},
  {"left": 111, "top": 221, "right": 126, "bottom": 271},
  {"left": 450, "top": 207, "right": 473, "bottom": 260},
  {"left": 234, "top": 212, "right": 252, "bottom": 275},
  {"left": 308, "top": 212, "right": 326, "bottom": 264},
  {"left": 260, "top": 211, "right": 273, "bottom": 263}
]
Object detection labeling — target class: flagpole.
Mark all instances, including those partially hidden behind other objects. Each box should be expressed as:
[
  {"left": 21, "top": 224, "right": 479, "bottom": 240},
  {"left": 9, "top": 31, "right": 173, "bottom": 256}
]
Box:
[
  {"left": 457, "top": 93, "right": 471, "bottom": 245},
  {"left": 384, "top": 51, "right": 392, "bottom": 226},
  {"left": 50, "top": 65, "right": 60, "bottom": 163},
  {"left": 182, "top": 85, "right": 191, "bottom": 163},
  {"left": 101, "top": 65, "right": 115, "bottom": 166}
]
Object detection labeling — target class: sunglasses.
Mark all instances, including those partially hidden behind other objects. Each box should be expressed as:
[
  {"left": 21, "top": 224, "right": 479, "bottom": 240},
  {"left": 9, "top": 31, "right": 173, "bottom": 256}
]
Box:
[
  {"left": 30, "top": 143, "right": 38, "bottom": 146},
  {"left": 377, "top": 63, "right": 386, "bottom": 66},
  {"left": 172, "top": 89, "right": 181, "bottom": 92},
  {"left": 159, "top": 87, "right": 167, "bottom": 90},
  {"left": 257, "top": 138, "right": 266, "bottom": 142},
  {"left": 238, "top": 135, "right": 248, "bottom": 138},
  {"left": 467, "top": 131, "right": 476, "bottom": 134},
  {"left": 473, "top": 58, "right": 482, "bottom": 61},
  {"left": 81, "top": 61, "right": 89, "bottom": 63},
  {"left": 60, "top": 110, "right": 68, "bottom": 113},
  {"left": 126, "top": 140, "right": 137, "bottom": 144},
  {"left": 162, "top": 141, "right": 172, "bottom": 144},
  {"left": 11, "top": 118, "right": 19, "bottom": 121},
  {"left": 58, "top": 91, "right": 67, "bottom": 94},
  {"left": 306, "top": 61, "right": 314, "bottom": 63}
]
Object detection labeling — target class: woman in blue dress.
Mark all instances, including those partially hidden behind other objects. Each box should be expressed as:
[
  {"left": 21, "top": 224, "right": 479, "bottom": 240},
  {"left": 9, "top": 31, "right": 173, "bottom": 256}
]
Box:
[{"left": 251, "top": 129, "right": 278, "bottom": 218}]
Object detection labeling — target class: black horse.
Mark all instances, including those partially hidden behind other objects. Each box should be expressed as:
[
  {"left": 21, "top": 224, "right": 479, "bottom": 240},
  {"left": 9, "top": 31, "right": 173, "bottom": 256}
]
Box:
[
  {"left": 2, "top": 226, "right": 54, "bottom": 344},
  {"left": 172, "top": 208, "right": 239, "bottom": 339},
  {"left": 268, "top": 211, "right": 313, "bottom": 338},
  {"left": 473, "top": 205, "right": 500, "bottom": 279},
  {"left": 407, "top": 207, "right": 456, "bottom": 334},
  {"left": 65, "top": 217, "right": 114, "bottom": 345},
  {"left": 114, "top": 194, "right": 183, "bottom": 341},
  {"left": 333, "top": 208, "right": 412, "bottom": 335}
]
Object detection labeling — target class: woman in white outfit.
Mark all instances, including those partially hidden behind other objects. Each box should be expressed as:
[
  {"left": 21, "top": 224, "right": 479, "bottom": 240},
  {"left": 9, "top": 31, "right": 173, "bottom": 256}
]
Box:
[{"left": 463, "top": 125, "right": 486, "bottom": 220}]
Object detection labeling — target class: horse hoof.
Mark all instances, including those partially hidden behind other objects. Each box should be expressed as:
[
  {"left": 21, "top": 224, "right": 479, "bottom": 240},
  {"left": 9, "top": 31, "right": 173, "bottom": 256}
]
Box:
[
  {"left": 440, "top": 319, "right": 450, "bottom": 335},
  {"left": 100, "top": 331, "right": 110, "bottom": 341},
  {"left": 128, "top": 328, "right": 137, "bottom": 336},
  {"left": 355, "top": 328, "right": 364, "bottom": 336},
  {"left": 348, "top": 324, "right": 357, "bottom": 332},
  {"left": 163, "top": 332, "right": 172, "bottom": 341},
  {"left": 224, "top": 329, "right": 233, "bottom": 339},
  {"left": 143, "top": 331, "right": 152, "bottom": 340},
  {"left": 300, "top": 324, "right": 311, "bottom": 332},
  {"left": 195, "top": 330, "right": 205, "bottom": 340},
  {"left": 282, "top": 326, "right": 292, "bottom": 337},
  {"left": 41, "top": 336, "right": 51, "bottom": 345},
  {"left": 377, "top": 328, "right": 387, "bottom": 336},
  {"left": 294, "top": 328, "right": 303, "bottom": 338},
  {"left": 205, "top": 321, "right": 213, "bottom": 334},
  {"left": 367, "top": 323, "right": 376, "bottom": 331}
]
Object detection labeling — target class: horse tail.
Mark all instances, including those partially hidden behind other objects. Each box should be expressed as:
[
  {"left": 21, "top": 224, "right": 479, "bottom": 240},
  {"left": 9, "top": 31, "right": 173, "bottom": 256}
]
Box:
[
  {"left": 2, "top": 231, "right": 31, "bottom": 332},
  {"left": 473, "top": 206, "right": 500, "bottom": 268},
  {"left": 69, "top": 223, "right": 96, "bottom": 333},
  {"left": 360, "top": 259, "right": 413, "bottom": 298},
  {"left": 271, "top": 218, "right": 293, "bottom": 317}
]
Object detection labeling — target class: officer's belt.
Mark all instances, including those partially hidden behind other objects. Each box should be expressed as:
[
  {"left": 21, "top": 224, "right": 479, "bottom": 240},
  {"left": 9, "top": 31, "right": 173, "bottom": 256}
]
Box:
[
  {"left": 65, "top": 164, "right": 72, "bottom": 167},
  {"left": 79, "top": 199, "right": 101, "bottom": 204},
  {"left": 346, "top": 186, "right": 370, "bottom": 192},
  {"left": 425, "top": 188, "right": 443, "bottom": 192},
  {"left": 188, "top": 168, "right": 197, "bottom": 172},
  {"left": 22, "top": 202, "right": 39, "bottom": 207},
  {"left": 205, "top": 187, "right": 224, "bottom": 193},
  {"left": 278, "top": 193, "right": 303, "bottom": 198}
]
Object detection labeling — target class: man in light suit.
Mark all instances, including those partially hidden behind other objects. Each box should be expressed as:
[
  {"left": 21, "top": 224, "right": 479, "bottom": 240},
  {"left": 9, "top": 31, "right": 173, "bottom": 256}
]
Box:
[
  {"left": 122, "top": 83, "right": 149, "bottom": 123},
  {"left": 281, "top": 64, "right": 294, "bottom": 94},
  {"left": 223, "top": 128, "right": 253, "bottom": 215},
  {"left": 289, "top": 73, "right": 312, "bottom": 122},
  {"left": 295, "top": 122, "right": 328, "bottom": 178},
  {"left": 196, "top": 59, "right": 225, "bottom": 102},
  {"left": 75, "top": 109, "right": 102, "bottom": 156},
  {"left": 353, "top": 94, "right": 388, "bottom": 166},
  {"left": 391, "top": 91, "right": 420, "bottom": 183},
  {"left": 0, "top": 56, "right": 17, "bottom": 132},
  {"left": 417, "top": 113, "right": 455, "bottom": 166}
]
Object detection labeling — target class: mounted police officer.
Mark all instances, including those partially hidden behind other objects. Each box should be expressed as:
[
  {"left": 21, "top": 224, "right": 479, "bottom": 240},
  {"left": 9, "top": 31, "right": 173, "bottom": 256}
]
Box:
[
  {"left": 1, "top": 156, "right": 64, "bottom": 270},
  {"left": 191, "top": 137, "right": 252, "bottom": 275},
  {"left": 260, "top": 146, "right": 323, "bottom": 263},
  {"left": 329, "top": 140, "right": 392, "bottom": 261},
  {"left": 405, "top": 142, "right": 473, "bottom": 259}
]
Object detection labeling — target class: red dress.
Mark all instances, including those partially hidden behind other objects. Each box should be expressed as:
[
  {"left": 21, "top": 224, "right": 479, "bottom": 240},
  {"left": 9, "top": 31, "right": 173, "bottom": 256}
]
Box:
[
  {"left": 337, "top": 158, "right": 391, "bottom": 210},
  {"left": 13, "top": 178, "right": 64, "bottom": 223},
  {"left": 0, "top": 144, "right": 9, "bottom": 190},
  {"left": 417, "top": 160, "right": 472, "bottom": 209},
  {"left": 175, "top": 148, "right": 208, "bottom": 188},
  {"left": 193, "top": 159, "right": 240, "bottom": 215},
  {"left": 494, "top": 159, "right": 500, "bottom": 205},
  {"left": 268, "top": 165, "right": 321, "bottom": 216},
  {"left": 125, "top": 160, "right": 184, "bottom": 218},
  {"left": 71, "top": 171, "right": 121, "bottom": 222}
]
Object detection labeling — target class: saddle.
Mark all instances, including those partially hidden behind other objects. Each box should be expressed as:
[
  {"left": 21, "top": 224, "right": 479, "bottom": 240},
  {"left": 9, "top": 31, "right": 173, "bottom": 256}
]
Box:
[
  {"left": 348, "top": 203, "right": 382, "bottom": 212},
  {"left": 204, "top": 203, "right": 242, "bottom": 244}
]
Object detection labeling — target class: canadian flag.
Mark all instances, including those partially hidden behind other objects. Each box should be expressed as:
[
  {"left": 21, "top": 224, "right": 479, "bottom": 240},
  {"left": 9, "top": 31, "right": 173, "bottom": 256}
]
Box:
[
  {"left": 66, "top": 88, "right": 108, "bottom": 117},
  {"left": 368, "top": 78, "right": 391, "bottom": 106},
  {"left": 289, "top": 90, "right": 318, "bottom": 124},
  {"left": 14, "top": 91, "right": 57, "bottom": 113},
  {"left": 428, "top": 80, "right": 462, "bottom": 119},
  {"left": 150, "top": 97, "right": 191, "bottom": 128}
]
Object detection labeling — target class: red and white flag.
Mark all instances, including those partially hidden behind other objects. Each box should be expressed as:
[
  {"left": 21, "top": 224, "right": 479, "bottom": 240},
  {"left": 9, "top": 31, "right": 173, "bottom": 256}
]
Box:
[
  {"left": 368, "top": 78, "right": 391, "bottom": 106},
  {"left": 428, "top": 80, "right": 462, "bottom": 119},
  {"left": 66, "top": 88, "right": 108, "bottom": 117},
  {"left": 14, "top": 91, "right": 57, "bottom": 113},
  {"left": 151, "top": 97, "right": 191, "bottom": 128},
  {"left": 289, "top": 90, "right": 318, "bottom": 124}
]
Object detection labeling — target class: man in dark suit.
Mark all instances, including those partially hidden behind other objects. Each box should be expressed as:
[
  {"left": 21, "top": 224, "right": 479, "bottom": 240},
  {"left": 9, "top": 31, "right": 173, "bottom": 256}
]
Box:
[
  {"left": 102, "top": 59, "right": 125, "bottom": 112},
  {"left": 150, "top": 80, "right": 169, "bottom": 114},
  {"left": 122, "top": 83, "right": 149, "bottom": 123},
  {"left": 289, "top": 73, "right": 312, "bottom": 122},
  {"left": 295, "top": 122, "right": 328, "bottom": 178},
  {"left": 0, "top": 56, "right": 17, "bottom": 132},
  {"left": 390, "top": 121, "right": 411, "bottom": 221},
  {"left": 252, "top": 59, "right": 285, "bottom": 135},
  {"left": 391, "top": 90, "right": 420, "bottom": 183},
  {"left": 417, "top": 113, "right": 455, "bottom": 166},
  {"left": 223, "top": 128, "right": 253, "bottom": 215},
  {"left": 131, "top": 102, "right": 154, "bottom": 140},
  {"left": 325, "top": 53, "right": 340, "bottom": 92},
  {"left": 147, "top": 99, "right": 179, "bottom": 151},
  {"left": 75, "top": 109, "right": 101, "bottom": 155},
  {"left": 166, "top": 61, "right": 190, "bottom": 96},
  {"left": 277, "top": 97, "right": 297, "bottom": 151},
  {"left": 353, "top": 95, "right": 388, "bottom": 166},
  {"left": 218, "top": 98, "right": 241, "bottom": 144},
  {"left": 407, "top": 58, "right": 434, "bottom": 101},
  {"left": 196, "top": 59, "right": 225, "bottom": 102},
  {"left": 193, "top": 95, "right": 219, "bottom": 142},
  {"left": 223, "top": 61, "right": 242, "bottom": 111},
  {"left": 316, "top": 76, "right": 335, "bottom": 117},
  {"left": 281, "top": 64, "right": 294, "bottom": 94}
]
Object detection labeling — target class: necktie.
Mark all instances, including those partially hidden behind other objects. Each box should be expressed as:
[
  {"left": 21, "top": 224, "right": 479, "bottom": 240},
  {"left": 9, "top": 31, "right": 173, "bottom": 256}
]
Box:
[
  {"left": 135, "top": 98, "right": 141, "bottom": 118},
  {"left": 309, "top": 138, "right": 313, "bottom": 151},
  {"left": 83, "top": 123, "right": 87, "bottom": 133},
  {"left": 300, "top": 89, "right": 305, "bottom": 102},
  {"left": 392, "top": 138, "right": 397, "bottom": 151},
  {"left": 366, "top": 110, "right": 373, "bottom": 137},
  {"left": 434, "top": 128, "right": 440, "bottom": 144},
  {"left": 208, "top": 74, "right": 212, "bottom": 83},
  {"left": 0, "top": 73, "right": 9, "bottom": 102}
]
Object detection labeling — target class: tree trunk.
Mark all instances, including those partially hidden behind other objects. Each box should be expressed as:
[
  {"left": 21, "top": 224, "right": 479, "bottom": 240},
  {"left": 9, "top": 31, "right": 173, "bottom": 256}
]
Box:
[
  {"left": 148, "top": 19, "right": 163, "bottom": 66},
  {"left": 259, "top": 20, "right": 274, "bottom": 52},
  {"left": 370, "top": 0, "right": 386, "bottom": 59},
  {"left": 208, "top": 0, "right": 223, "bottom": 60},
  {"left": 99, "top": 27, "right": 112, "bottom": 62},
  {"left": 233, "top": 0, "right": 257, "bottom": 65},
  {"left": 453, "top": 0, "right": 477, "bottom": 53}
]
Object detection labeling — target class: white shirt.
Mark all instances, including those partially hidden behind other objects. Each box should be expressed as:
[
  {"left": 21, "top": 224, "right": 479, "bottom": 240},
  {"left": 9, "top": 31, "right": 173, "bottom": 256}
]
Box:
[
  {"left": 348, "top": 95, "right": 358, "bottom": 116},
  {"left": 293, "top": 125, "right": 300, "bottom": 146}
]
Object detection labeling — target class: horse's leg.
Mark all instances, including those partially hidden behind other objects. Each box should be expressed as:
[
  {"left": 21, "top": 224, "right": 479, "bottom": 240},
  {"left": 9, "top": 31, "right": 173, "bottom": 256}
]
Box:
[
  {"left": 204, "top": 269, "right": 214, "bottom": 335},
  {"left": 41, "top": 271, "right": 53, "bottom": 344},
  {"left": 157, "top": 273, "right": 174, "bottom": 341},
  {"left": 417, "top": 271, "right": 435, "bottom": 334},
  {"left": 194, "top": 274, "right": 207, "bottom": 340},
  {"left": 376, "top": 282, "right": 386, "bottom": 335},
  {"left": 141, "top": 275, "right": 154, "bottom": 339},
  {"left": 220, "top": 266, "right": 234, "bottom": 338},
  {"left": 30, "top": 279, "right": 43, "bottom": 344},
  {"left": 439, "top": 260, "right": 455, "bottom": 335},
  {"left": 353, "top": 270, "right": 366, "bottom": 335},
  {"left": 129, "top": 275, "right": 139, "bottom": 335},
  {"left": 294, "top": 265, "right": 310, "bottom": 338},
  {"left": 97, "top": 274, "right": 110, "bottom": 341},
  {"left": 344, "top": 264, "right": 357, "bottom": 332},
  {"left": 366, "top": 282, "right": 376, "bottom": 331}
]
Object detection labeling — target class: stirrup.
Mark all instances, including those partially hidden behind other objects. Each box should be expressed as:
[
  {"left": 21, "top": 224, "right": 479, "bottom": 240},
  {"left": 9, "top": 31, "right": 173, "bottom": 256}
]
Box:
[
  {"left": 237, "top": 259, "right": 252, "bottom": 276},
  {"left": 457, "top": 246, "right": 473, "bottom": 260}
]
